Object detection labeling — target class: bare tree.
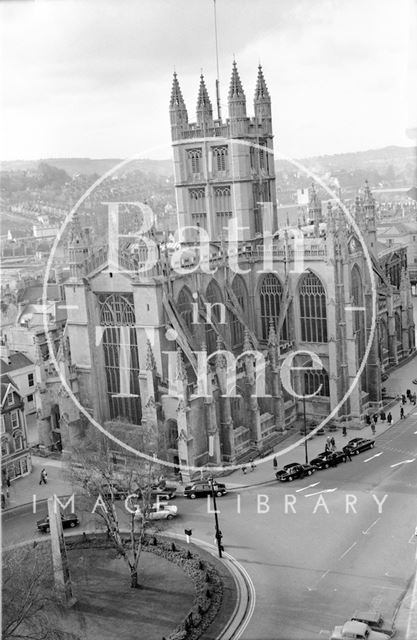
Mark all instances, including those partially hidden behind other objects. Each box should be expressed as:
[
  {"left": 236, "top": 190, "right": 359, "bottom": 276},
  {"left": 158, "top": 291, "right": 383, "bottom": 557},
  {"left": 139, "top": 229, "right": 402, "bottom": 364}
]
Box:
[
  {"left": 68, "top": 427, "right": 165, "bottom": 589},
  {"left": 2, "top": 546, "right": 79, "bottom": 640}
]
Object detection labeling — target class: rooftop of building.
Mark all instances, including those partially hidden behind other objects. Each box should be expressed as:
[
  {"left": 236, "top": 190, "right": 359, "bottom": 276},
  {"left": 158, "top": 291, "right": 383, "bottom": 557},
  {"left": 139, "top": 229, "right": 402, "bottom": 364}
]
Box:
[{"left": 0, "top": 351, "right": 34, "bottom": 373}]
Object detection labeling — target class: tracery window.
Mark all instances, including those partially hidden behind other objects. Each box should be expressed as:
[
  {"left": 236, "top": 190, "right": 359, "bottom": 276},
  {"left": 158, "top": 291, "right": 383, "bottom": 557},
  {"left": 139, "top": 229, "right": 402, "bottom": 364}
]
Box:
[
  {"left": 229, "top": 276, "right": 248, "bottom": 348},
  {"left": 259, "top": 274, "right": 288, "bottom": 341},
  {"left": 189, "top": 188, "right": 206, "bottom": 218},
  {"left": 212, "top": 146, "right": 228, "bottom": 172},
  {"left": 98, "top": 293, "right": 141, "bottom": 424},
  {"left": 205, "top": 280, "right": 224, "bottom": 354},
  {"left": 304, "top": 365, "right": 330, "bottom": 397},
  {"left": 187, "top": 148, "right": 202, "bottom": 174},
  {"left": 214, "top": 186, "right": 232, "bottom": 217},
  {"left": 177, "top": 287, "right": 194, "bottom": 335},
  {"left": 395, "top": 312, "right": 402, "bottom": 344},
  {"left": 299, "top": 272, "right": 327, "bottom": 343}
]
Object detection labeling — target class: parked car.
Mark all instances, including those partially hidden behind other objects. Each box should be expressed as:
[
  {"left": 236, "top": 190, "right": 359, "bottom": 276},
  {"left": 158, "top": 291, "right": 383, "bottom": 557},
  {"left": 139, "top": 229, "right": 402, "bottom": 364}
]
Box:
[
  {"left": 184, "top": 481, "right": 227, "bottom": 499},
  {"left": 351, "top": 611, "right": 395, "bottom": 636},
  {"left": 275, "top": 462, "right": 315, "bottom": 482},
  {"left": 37, "top": 512, "right": 80, "bottom": 533},
  {"left": 345, "top": 437, "right": 375, "bottom": 455},
  {"left": 101, "top": 483, "right": 129, "bottom": 500},
  {"left": 310, "top": 450, "right": 346, "bottom": 469},
  {"left": 135, "top": 485, "right": 177, "bottom": 502},
  {"left": 134, "top": 503, "right": 178, "bottom": 521},
  {"left": 330, "top": 620, "right": 390, "bottom": 640}
]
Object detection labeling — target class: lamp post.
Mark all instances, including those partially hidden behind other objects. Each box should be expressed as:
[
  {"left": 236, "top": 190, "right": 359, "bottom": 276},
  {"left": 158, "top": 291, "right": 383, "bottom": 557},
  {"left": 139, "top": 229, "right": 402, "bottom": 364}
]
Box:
[
  {"left": 303, "top": 392, "right": 308, "bottom": 464},
  {"left": 208, "top": 477, "right": 223, "bottom": 558}
]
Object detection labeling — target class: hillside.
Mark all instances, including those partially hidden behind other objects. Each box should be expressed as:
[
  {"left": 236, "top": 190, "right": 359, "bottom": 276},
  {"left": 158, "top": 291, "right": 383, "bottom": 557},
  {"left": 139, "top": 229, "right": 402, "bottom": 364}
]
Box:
[{"left": 0, "top": 157, "right": 174, "bottom": 178}]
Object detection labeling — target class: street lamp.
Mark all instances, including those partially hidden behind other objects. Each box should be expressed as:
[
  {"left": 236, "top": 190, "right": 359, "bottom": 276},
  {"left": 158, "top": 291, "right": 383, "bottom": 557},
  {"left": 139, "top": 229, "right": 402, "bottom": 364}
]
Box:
[
  {"left": 302, "top": 392, "right": 308, "bottom": 464},
  {"left": 208, "top": 477, "right": 223, "bottom": 558}
]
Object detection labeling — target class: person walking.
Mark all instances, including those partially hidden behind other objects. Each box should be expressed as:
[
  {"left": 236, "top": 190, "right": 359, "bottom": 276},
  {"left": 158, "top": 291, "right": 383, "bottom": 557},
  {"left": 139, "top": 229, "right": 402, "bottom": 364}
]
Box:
[
  {"left": 371, "top": 422, "right": 376, "bottom": 435},
  {"left": 380, "top": 411, "right": 386, "bottom": 422},
  {"left": 402, "top": 394, "right": 406, "bottom": 405},
  {"left": 366, "top": 415, "right": 371, "bottom": 425},
  {"left": 249, "top": 458, "right": 256, "bottom": 472},
  {"left": 330, "top": 436, "right": 336, "bottom": 452},
  {"left": 387, "top": 412, "right": 392, "bottom": 425},
  {"left": 400, "top": 406, "right": 405, "bottom": 420},
  {"left": 39, "top": 468, "right": 47, "bottom": 485},
  {"left": 6, "top": 476, "right": 10, "bottom": 498},
  {"left": 343, "top": 445, "right": 352, "bottom": 461},
  {"left": 242, "top": 465, "right": 247, "bottom": 475},
  {"left": 373, "top": 414, "right": 378, "bottom": 424},
  {"left": 273, "top": 456, "right": 278, "bottom": 469}
]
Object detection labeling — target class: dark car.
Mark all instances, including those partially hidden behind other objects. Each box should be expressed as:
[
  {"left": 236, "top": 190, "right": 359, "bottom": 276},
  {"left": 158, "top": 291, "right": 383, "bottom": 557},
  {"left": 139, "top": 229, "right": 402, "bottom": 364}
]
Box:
[
  {"left": 136, "top": 485, "right": 177, "bottom": 502},
  {"left": 310, "top": 450, "right": 346, "bottom": 469},
  {"left": 275, "top": 462, "right": 315, "bottom": 482},
  {"left": 184, "top": 481, "right": 227, "bottom": 499},
  {"left": 345, "top": 437, "right": 375, "bottom": 455},
  {"left": 37, "top": 512, "right": 80, "bottom": 533}
]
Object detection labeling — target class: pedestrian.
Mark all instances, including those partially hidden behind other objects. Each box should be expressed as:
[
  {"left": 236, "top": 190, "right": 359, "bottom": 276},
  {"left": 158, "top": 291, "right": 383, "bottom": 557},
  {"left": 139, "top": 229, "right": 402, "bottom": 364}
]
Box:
[
  {"left": 39, "top": 468, "right": 47, "bottom": 485},
  {"left": 366, "top": 415, "right": 371, "bottom": 425},
  {"left": 6, "top": 476, "right": 10, "bottom": 497},
  {"left": 373, "top": 414, "right": 378, "bottom": 424},
  {"left": 330, "top": 436, "right": 336, "bottom": 451},
  {"left": 406, "top": 389, "right": 411, "bottom": 399},
  {"left": 325, "top": 442, "right": 331, "bottom": 453},
  {"left": 402, "top": 394, "right": 406, "bottom": 405},
  {"left": 343, "top": 446, "right": 352, "bottom": 461},
  {"left": 273, "top": 456, "right": 277, "bottom": 469},
  {"left": 380, "top": 411, "right": 386, "bottom": 422},
  {"left": 242, "top": 465, "right": 247, "bottom": 475},
  {"left": 400, "top": 406, "right": 405, "bottom": 420},
  {"left": 249, "top": 458, "right": 256, "bottom": 472},
  {"left": 387, "top": 412, "right": 392, "bottom": 425},
  {"left": 371, "top": 422, "right": 376, "bottom": 435}
]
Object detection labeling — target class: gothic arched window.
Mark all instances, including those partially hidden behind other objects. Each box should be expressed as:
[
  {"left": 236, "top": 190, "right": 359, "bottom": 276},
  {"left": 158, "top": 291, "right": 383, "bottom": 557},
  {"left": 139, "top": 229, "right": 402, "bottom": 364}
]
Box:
[
  {"left": 212, "top": 146, "right": 228, "bottom": 172},
  {"left": 98, "top": 293, "right": 141, "bottom": 425},
  {"left": 259, "top": 274, "right": 287, "bottom": 341},
  {"left": 303, "top": 364, "right": 330, "bottom": 397},
  {"left": 187, "top": 148, "right": 202, "bottom": 174},
  {"left": 351, "top": 265, "right": 366, "bottom": 362},
  {"left": 177, "top": 287, "right": 194, "bottom": 335},
  {"left": 299, "top": 272, "right": 327, "bottom": 343},
  {"left": 229, "top": 276, "right": 248, "bottom": 348},
  {"left": 395, "top": 311, "right": 402, "bottom": 347},
  {"left": 205, "top": 280, "right": 224, "bottom": 354}
]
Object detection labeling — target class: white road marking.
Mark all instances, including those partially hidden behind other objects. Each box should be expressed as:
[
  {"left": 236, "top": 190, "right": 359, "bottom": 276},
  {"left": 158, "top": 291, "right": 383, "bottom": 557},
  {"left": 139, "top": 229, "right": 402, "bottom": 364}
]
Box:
[
  {"left": 362, "top": 518, "right": 380, "bottom": 535},
  {"left": 390, "top": 458, "right": 416, "bottom": 468},
  {"left": 339, "top": 541, "right": 357, "bottom": 560},
  {"left": 304, "top": 488, "right": 337, "bottom": 498},
  {"left": 364, "top": 452, "right": 383, "bottom": 462},
  {"left": 296, "top": 482, "right": 320, "bottom": 493}
]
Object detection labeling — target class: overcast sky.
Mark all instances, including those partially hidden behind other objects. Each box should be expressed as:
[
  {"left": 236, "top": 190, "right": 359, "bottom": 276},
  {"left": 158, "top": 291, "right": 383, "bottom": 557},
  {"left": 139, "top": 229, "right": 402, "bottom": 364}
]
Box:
[{"left": 1, "top": 0, "right": 416, "bottom": 161}]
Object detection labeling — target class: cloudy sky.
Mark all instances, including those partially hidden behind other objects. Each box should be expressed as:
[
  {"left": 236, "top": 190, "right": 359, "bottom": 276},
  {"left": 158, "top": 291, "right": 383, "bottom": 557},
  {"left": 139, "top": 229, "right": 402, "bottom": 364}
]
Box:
[{"left": 1, "top": 0, "right": 416, "bottom": 161}]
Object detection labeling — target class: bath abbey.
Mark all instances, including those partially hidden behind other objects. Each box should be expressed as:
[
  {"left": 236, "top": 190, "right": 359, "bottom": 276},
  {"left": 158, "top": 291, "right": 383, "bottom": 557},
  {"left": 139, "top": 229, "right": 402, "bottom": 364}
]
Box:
[{"left": 56, "top": 63, "right": 415, "bottom": 476}]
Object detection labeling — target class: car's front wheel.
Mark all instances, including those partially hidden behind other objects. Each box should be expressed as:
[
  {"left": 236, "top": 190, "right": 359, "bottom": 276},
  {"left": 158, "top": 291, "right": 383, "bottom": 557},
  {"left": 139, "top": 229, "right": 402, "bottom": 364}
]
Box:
[
  {"left": 370, "top": 443, "right": 375, "bottom": 448},
  {"left": 190, "top": 493, "right": 197, "bottom": 499},
  {"left": 45, "top": 526, "right": 50, "bottom": 533},
  {"left": 341, "top": 457, "right": 346, "bottom": 463},
  {"left": 70, "top": 522, "right": 76, "bottom": 528},
  {"left": 167, "top": 514, "right": 174, "bottom": 520},
  {"left": 216, "top": 490, "right": 223, "bottom": 497},
  {"left": 324, "top": 463, "right": 329, "bottom": 469},
  {"left": 287, "top": 476, "right": 293, "bottom": 482},
  {"left": 354, "top": 450, "right": 360, "bottom": 455},
  {"left": 307, "top": 470, "right": 312, "bottom": 476}
]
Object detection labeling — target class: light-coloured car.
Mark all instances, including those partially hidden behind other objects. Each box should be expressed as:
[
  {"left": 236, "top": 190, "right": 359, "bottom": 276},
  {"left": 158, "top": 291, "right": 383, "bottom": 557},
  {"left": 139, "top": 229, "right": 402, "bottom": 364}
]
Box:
[
  {"left": 134, "top": 503, "right": 178, "bottom": 521},
  {"left": 330, "top": 620, "right": 391, "bottom": 640}
]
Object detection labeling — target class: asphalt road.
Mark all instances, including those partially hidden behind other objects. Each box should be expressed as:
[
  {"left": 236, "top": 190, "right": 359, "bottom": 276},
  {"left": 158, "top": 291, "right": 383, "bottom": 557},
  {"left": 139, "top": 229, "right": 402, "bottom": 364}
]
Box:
[{"left": 3, "top": 411, "right": 417, "bottom": 640}]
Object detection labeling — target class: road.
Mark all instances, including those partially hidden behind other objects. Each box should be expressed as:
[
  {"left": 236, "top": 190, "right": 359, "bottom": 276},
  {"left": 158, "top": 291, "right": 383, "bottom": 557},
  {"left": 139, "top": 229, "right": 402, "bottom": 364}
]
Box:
[{"left": 3, "top": 411, "right": 417, "bottom": 640}]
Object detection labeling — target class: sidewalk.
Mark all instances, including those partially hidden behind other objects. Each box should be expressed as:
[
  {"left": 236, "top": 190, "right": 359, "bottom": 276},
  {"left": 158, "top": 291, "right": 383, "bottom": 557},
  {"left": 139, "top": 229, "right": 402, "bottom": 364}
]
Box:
[
  {"left": 3, "top": 455, "right": 71, "bottom": 511},
  {"left": 220, "top": 395, "right": 417, "bottom": 489}
]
